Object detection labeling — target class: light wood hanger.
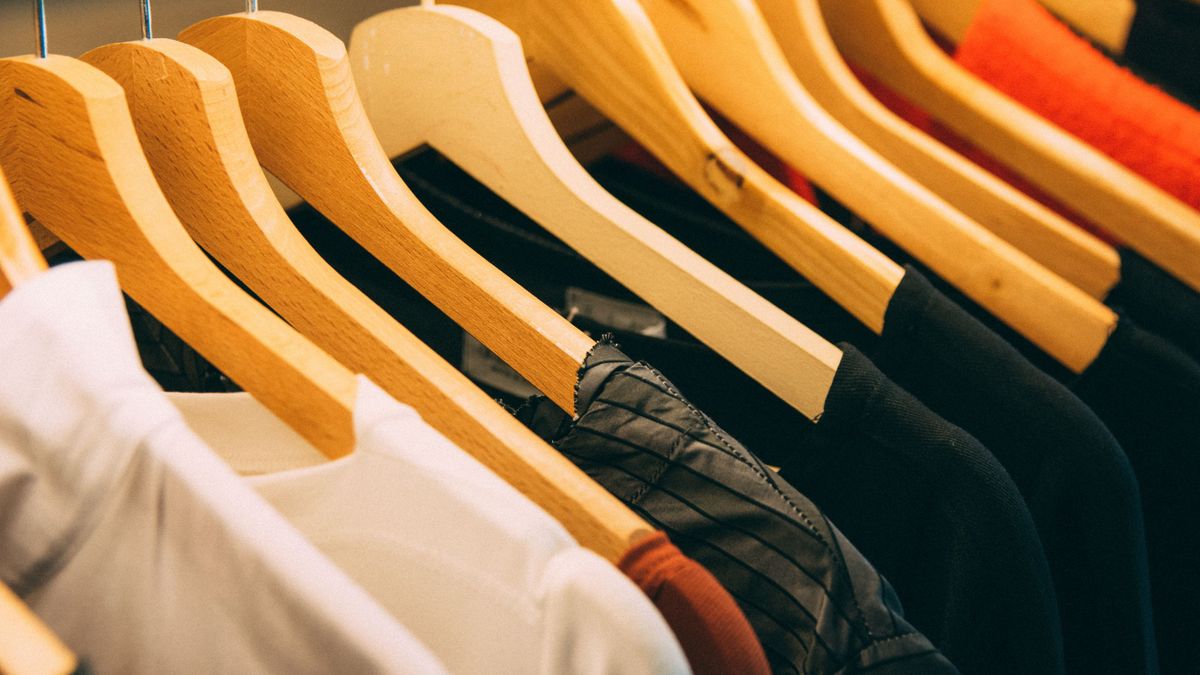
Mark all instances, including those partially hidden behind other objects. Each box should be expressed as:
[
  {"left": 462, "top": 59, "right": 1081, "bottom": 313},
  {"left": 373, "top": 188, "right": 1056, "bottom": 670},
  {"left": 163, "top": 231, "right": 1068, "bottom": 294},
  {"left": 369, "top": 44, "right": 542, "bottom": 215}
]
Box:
[
  {"left": 0, "top": 582, "right": 76, "bottom": 675},
  {"left": 915, "top": 0, "right": 1138, "bottom": 55},
  {"left": 820, "top": 0, "right": 1200, "bottom": 295},
  {"left": 349, "top": 4, "right": 841, "bottom": 419},
  {"left": 0, "top": 167, "right": 45, "bottom": 298},
  {"left": 755, "top": 0, "right": 1122, "bottom": 300},
  {"left": 178, "top": 10, "right": 595, "bottom": 413},
  {"left": 0, "top": 31, "right": 357, "bottom": 458},
  {"left": 635, "top": 0, "right": 1115, "bottom": 372},
  {"left": 79, "top": 32, "right": 648, "bottom": 561},
  {"left": 453, "top": 0, "right": 905, "bottom": 338}
]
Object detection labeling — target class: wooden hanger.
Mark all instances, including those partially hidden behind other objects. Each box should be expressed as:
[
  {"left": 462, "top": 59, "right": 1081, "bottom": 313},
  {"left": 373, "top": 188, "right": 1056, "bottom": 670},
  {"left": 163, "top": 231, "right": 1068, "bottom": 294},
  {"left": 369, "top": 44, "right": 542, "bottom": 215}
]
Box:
[
  {"left": 820, "top": 0, "right": 1200, "bottom": 295},
  {"left": 453, "top": 0, "right": 905, "bottom": 340},
  {"left": 0, "top": 582, "right": 76, "bottom": 675},
  {"left": 754, "top": 0, "right": 1123, "bottom": 300},
  {"left": 0, "top": 49, "right": 357, "bottom": 457},
  {"left": 178, "top": 10, "right": 595, "bottom": 414},
  {"left": 0, "top": 167, "right": 45, "bottom": 298},
  {"left": 635, "top": 0, "right": 1115, "bottom": 372},
  {"left": 79, "top": 32, "right": 648, "bottom": 564},
  {"left": 915, "top": 0, "right": 1138, "bottom": 55},
  {"left": 349, "top": 4, "right": 841, "bottom": 419}
]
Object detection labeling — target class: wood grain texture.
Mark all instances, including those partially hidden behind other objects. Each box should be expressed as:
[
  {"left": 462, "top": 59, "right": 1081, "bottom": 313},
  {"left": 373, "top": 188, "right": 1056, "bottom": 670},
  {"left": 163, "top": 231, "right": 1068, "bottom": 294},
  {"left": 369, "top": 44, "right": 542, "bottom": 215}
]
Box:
[
  {"left": 756, "top": 0, "right": 1122, "bottom": 300},
  {"left": 80, "top": 37, "right": 648, "bottom": 562},
  {"left": 179, "top": 11, "right": 594, "bottom": 414},
  {"left": 350, "top": 5, "right": 842, "bottom": 420},
  {"left": 0, "top": 54, "right": 358, "bottom": 457},
  {"left": 0, "top": 166, "right": 45, "bottom": 298},
  {"left": 0, "top": 583, "right": 76, "bottom": 675},
  {"left": 457, "top": 0, "right": 906, "bottom": 335},
  {"left": 822, "top": 0, "right": 1200, "bottom": 295},
  {"left": 639, "top": 0, "right": 1115, "bottom": 372}
]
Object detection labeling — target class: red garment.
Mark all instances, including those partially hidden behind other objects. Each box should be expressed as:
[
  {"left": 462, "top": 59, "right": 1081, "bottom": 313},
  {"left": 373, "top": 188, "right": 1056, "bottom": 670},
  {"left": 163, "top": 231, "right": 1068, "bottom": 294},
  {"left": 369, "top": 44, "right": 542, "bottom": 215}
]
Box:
[
  {"left": 842, "top": 0, "right": 1200, "bottom": 245},
  {"left": 619, "top": 532, "right": 770, "bottom": 675}
]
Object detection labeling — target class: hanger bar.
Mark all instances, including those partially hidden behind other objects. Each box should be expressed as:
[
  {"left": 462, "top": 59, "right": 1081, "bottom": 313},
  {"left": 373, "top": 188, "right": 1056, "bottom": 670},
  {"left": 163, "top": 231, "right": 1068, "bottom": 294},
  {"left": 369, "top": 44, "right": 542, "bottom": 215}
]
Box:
[
  {"left": 179, "top": 11, "right": 595, "bottom": 413},
  {"left": 821, "top": 0, "right": 1200, "bottom": 295},
  {"left": 0, "top": 166, "right": 46, "bottom": 297},
  {"left": 80, "top": 37, "right": 648, "bottom": 562},
  {"left": 0, "top": 54, "right": 358, "bottom": 457},
  {"left": 754, "top": 0, "right": 1122, "bottom": 300},
  {"left": 0, "top": 582, "right": 77, "bottom": 675},
  {"left": 633, "top": 0, "right": 1115, "bottom": 373},
  {"left": 351, "top": 5, "right": 843, "bottom": 420}
]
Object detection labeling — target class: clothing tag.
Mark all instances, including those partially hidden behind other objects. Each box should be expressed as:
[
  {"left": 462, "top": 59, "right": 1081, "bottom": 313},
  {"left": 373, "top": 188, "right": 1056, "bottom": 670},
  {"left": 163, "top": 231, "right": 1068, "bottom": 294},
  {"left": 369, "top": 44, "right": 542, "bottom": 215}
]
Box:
[
  {"left": 460, "top": 333, "right": 541, "bottom": 399},
  {"left": 564, "top": 287, "right": 668, "bottom": 338}
]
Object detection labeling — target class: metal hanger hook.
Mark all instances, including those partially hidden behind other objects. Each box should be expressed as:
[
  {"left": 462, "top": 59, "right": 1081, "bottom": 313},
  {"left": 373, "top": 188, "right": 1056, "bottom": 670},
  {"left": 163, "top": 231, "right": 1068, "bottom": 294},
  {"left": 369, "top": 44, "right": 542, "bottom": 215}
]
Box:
[
  {"left": 246, "top": 0, "right": 258, "bottom": 13},
  {"left": 31, "top": 0, "right": 47, "bottom": 58},
  {"left": 140, "top": 0, "right": 153, "bottom": 40}
]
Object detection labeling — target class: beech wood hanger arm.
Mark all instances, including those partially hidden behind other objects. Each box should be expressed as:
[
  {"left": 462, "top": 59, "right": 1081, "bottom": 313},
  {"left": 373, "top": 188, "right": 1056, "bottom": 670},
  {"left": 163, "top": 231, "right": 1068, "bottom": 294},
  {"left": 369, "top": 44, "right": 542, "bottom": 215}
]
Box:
[
  {"left": 754, "top": 0, "right": 1122, "bottom": 300},
  {"left": 457, "top": 0, "right": 905, "bottom": 337},
  {"left": 0, "top": 167, "right": 45, "bottom": 297},
  {"left": 179, "top": 11, "right": 594, "bottom": 413},
  {"left": 821, "top": 0, "right": 1200, "bottom": 296},
  {"left": 0, "top": 54, "right": 357, "bottom": 458},
  {"left": 79, "top": 36, "right": 647, "bottom": 562},
  {"left": 636, "top": 0, "right": 1115, "bottom": 372},
  {"left": 0, "top": 583, "right": 76, "bottom": 675},
  {"left": 350, "top": 4, "right": 842, "bottom": 420}
]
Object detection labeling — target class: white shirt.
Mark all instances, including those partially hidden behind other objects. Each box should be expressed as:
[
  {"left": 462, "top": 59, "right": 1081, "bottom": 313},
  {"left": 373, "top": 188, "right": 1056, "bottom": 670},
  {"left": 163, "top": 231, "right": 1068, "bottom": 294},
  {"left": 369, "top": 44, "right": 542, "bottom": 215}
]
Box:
[
  {"left": 171, "top": 380, "right": 691, "bottom": 675},
  {"left": 0, "top": 261, "right": 446, "bottom": 675}
]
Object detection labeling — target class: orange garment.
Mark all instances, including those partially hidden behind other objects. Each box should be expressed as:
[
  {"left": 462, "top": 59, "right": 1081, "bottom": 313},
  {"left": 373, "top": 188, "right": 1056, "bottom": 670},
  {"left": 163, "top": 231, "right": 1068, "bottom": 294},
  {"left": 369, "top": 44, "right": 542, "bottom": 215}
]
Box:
[
  {"left": 619, "top": 532, "right": 771, "bottom": 675},
  {"left": 836, "top": 0, "right": 1200, "bottom": 245}
]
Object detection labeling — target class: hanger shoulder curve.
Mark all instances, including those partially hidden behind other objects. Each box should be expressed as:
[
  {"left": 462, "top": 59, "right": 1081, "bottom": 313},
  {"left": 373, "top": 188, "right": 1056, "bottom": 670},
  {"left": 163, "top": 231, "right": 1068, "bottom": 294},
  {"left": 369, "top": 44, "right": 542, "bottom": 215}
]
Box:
[
  {"left": 77, "top": 37, "right": 648, "bottom": 560},
  {"left": 0, "top": 167, "right": 45, "bottom": 298},
  {"left": 0, "top": 54, "right": 357, "bottom": 457},
  {"left": 179, "top": 11, "right": 594, "bottom": 413},
  {"left": 458, "top": 0, "right": 905, "bottom": 335},
  {"left": 754, "top": 0, "right": 1122, "bottom": 300},
  {"left": 639, "top": 0, "right": 1115, "bottom": 371},
  {"left": 822, "top": 0, "right": 1200, "bottom": 295},
  {"left": 350, "top": 4, "right": 842, "bottom": 419}
]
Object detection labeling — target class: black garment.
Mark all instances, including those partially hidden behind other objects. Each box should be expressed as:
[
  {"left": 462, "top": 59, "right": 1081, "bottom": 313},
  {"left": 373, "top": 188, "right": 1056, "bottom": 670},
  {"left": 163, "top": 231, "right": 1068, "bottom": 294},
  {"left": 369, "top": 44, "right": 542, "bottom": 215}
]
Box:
[
  {"left": 1125, "top": 0, "right": 1200, "bottom": 106},
  {"left": 1106, "top": 248, "right": 1200, "bottom": 363},
  {"left": 1064, "top": 319, "right": 1200, "bottom": 675},
  {"left": 521, "top": 340, "right": 967, "bottom": 675},
  {"left": 282, "top": 151, "right": 1062, "bottom": 675},
  {"left": 597, "top": 157, "right": 1200, "bottom": 674},
  {"left": 382, "top": 151, "right": 1148, "bottom": 673}
]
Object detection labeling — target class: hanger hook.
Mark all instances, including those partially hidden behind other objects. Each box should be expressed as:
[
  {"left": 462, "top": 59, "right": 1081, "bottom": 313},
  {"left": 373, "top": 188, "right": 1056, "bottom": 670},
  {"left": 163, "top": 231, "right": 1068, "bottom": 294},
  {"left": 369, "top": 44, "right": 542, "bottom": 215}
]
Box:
[
  {"left": 140, "top": 0, "right": 152, "bottom": 40},
  {"left": 246, "top": 0, "right": 257, "bottom": 13},
  {"left": 31, "top": 0, "right": 47, "bottom": 58}
]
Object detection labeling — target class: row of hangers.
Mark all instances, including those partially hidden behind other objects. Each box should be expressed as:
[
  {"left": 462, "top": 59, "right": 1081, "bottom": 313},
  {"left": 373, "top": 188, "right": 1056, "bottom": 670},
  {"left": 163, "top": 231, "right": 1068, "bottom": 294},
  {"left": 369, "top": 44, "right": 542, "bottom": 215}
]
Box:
[{"left": 1, "top": 0, "right": 1193, "bottom": 669}]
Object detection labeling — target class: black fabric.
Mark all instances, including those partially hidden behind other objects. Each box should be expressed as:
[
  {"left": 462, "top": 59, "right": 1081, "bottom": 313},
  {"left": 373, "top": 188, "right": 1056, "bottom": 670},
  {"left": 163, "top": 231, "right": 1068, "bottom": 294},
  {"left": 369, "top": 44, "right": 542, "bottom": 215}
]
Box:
[
  {"left": 1064, "top": 319, "right": 1200, "bottom": 675},
  {"left": 596, "top": 158, "right": 1200, "bottom": 674},
  {"left": 1125, "top": 0, "right": 1200, "bottom": 106},
  {"left": 280, "top": 150, "right": 1063, "bottom": 675},
  {"left": 520, "top": 340, "right": 963, "bottom": 674},
  {"left": 1106, "top": 248, "right": 1200, "bottom": 363},
  {"left": 377, "top": 151, "right": 1148, "bottom": 673}
]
